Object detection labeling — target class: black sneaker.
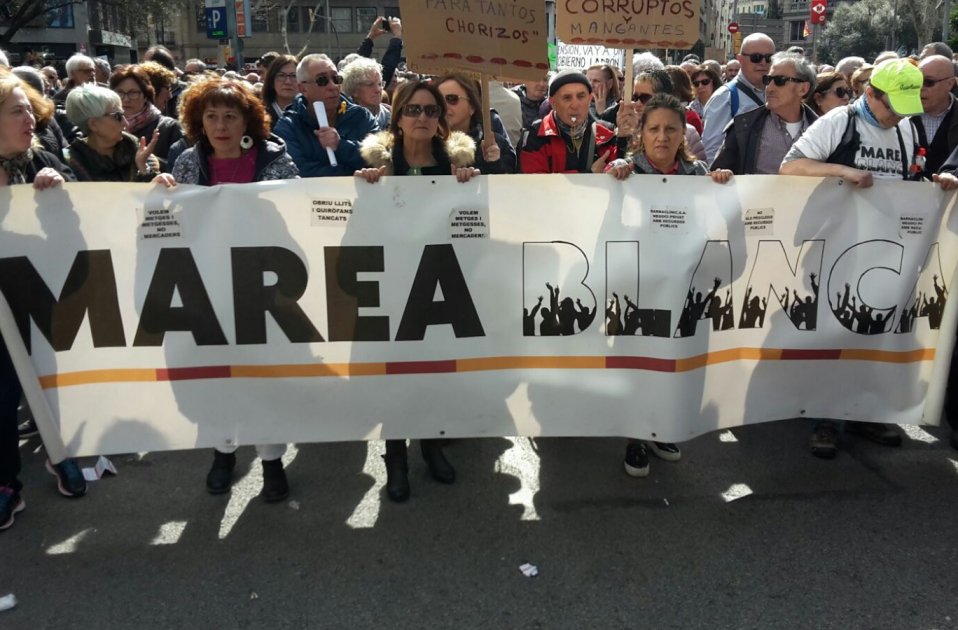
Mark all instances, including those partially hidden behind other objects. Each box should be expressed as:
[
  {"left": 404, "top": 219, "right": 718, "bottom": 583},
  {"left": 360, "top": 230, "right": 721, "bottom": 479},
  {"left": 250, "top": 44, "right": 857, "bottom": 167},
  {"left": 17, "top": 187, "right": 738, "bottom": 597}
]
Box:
[
  {"left": 649, "top": 441, "right": 682, "bottom": 462},
  {"left": 45, "top": 459, "right": 87, "bottom": 498},
  {"left": 810, "top": 422, "right": 839, "bottom": 459},
  {"left": 846, "top": 421, "right": 903, "bottom": 447},
  {"left": 0, "top": 486, "right": 25, "bottom": 531},
  {"left": 624, "top": 442, "right": 650, "bottom": 478},
  {"left": 17, "top": 418, "right": 38, "bottom": 439},
  {"left": 206, "top": 450, "right": 236, "bottom": 494},
  {"left": 260, "top": 458, "right": 289, "bottom": 503}
]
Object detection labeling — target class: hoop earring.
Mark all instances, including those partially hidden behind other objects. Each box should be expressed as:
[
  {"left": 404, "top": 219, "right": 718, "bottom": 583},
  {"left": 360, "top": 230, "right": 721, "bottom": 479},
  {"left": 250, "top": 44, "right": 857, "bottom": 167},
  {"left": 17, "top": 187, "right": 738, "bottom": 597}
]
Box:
[{"left": 240, "top": 135, "right": 254, "bottom": 150}]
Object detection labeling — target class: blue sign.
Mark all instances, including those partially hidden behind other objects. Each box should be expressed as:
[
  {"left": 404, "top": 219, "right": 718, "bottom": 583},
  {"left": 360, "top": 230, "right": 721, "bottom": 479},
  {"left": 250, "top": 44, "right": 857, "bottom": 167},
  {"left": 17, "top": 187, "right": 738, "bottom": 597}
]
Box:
[{"left": 205, "top": 7, "right": 227, "bottom": 39}]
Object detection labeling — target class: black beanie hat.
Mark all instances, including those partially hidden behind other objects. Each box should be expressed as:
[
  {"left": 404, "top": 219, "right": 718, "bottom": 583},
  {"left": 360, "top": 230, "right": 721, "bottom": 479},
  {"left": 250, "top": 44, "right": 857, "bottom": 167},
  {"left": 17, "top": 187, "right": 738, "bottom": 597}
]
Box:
[{"left": 549, "top": 69, "right": 592, "bottom": 97}]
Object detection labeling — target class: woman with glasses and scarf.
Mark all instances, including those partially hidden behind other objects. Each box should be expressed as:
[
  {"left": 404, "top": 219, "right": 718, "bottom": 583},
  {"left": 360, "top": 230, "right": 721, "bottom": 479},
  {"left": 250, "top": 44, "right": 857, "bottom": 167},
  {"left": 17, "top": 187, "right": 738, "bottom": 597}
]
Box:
[
  {"left": 355, "top": 80, "right": 479, "bottom": 503},
  {"left": 0, "top": 71, "right": 85, "bottom": 531},
  {"left": 261, "top": 53, "right": 299, "bottom": 130},
  {"left": 437, "top": 72, "right": 516, "bottom": 174},
  {"left": 606, "top": 93, "right": 731, "bottom": 478},
  {"left": 806, "top": 71, "right": 852, "bottom": 116},
  {"left": 65, "top": 84, "right": 168, "bottom": 183},
  {"left": 109, "top": 65, "right": 184, "bottom": 171}
]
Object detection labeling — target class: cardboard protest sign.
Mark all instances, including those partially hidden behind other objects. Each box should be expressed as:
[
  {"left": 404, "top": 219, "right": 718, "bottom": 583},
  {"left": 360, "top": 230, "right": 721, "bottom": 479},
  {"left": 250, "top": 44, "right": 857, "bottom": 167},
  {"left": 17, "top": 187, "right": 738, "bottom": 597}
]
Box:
[
  {"left": 556, "top": 41, "right": 625, "bottom": 69},
  {"left": 399, "top": 0, "right": 549, "bottom": 81},
  {"left": 556, "top": 0, "right": 699, "bottom": 49}
]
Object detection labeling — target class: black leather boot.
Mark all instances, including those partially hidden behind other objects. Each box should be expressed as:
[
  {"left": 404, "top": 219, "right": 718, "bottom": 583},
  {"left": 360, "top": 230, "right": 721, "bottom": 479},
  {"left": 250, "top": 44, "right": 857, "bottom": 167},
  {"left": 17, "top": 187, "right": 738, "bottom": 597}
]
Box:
[
  {"left": 261, "top": 458, "right": 289, "bottom": 502},
  {"left": 421, "top": 439, "right": 455, "bottom": 484},
  {"left": 206, "top": 450, "right": 236, "bottom": 494},
  {"left": 383, "top": 440, "right": 410, "bottom": 502}
]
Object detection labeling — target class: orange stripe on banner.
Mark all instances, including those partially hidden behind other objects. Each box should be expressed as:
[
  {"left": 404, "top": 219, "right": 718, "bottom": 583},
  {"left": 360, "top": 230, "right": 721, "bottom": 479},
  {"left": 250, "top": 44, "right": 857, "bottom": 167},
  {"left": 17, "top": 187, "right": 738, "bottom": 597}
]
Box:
[
  {"left": 457, "top": 356, "right": 606, "bottom": 371},
  {"left": 39, "top": 368, "right": 158, "bottom": 389},
  {"left": 230, "top": 362, "right": 387, "bottom": 378},
  {"left": 35, "top": 348, "right": 937, "bottom": 389},
  {"left": 840, "top": 348, "right": 936, "bottom": 363}
]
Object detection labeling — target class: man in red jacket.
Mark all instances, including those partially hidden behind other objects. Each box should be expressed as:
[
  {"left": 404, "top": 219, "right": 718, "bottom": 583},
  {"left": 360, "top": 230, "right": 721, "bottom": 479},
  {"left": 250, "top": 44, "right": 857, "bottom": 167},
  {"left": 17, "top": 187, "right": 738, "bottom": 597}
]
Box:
[{"left": 519, "top": 69, "right": 620, "bottom": 174}]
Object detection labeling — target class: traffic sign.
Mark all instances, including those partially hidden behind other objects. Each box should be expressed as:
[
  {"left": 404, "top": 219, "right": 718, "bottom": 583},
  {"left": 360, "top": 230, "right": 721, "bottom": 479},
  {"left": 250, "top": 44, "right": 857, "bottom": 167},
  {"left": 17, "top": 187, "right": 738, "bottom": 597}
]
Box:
[
  {"left": 810, "top": 0, "right": 827, "bottom": 25},
  {"left": 728, "top": 22, "right": 739, "bottom": 33},
  {"left": 206, "top": 7, "right": 227, "bottom": 39}
]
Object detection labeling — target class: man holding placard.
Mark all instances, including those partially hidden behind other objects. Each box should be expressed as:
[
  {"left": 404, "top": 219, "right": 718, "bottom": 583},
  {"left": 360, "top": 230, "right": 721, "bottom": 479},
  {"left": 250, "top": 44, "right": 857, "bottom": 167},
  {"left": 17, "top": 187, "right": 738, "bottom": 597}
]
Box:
[
  {"left": 518, "top": 70, "right": 619, "bottom": 174},
  {"left": 702, "top": 34, "right": 775, "bottom": 163},
  {"left": 274, "top": 54, "right": 379, "bottom": 177}
]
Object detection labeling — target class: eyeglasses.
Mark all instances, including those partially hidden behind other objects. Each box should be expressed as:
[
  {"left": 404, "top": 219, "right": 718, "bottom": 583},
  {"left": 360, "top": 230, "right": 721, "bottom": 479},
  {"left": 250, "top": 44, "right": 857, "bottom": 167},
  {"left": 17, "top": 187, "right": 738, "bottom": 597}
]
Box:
[
  {"left": 401, "top": 104, "right": 441, "bottom": 118},
  {"left": 824, "top": 86, "right": 851, "bottom": 98},
  {"left": 312, "top": 74, "right": 344, "bottom": 86},
  {"left": 443, "top": 94, "right": 462, "bottom": 105},
  {"left": 631, "top": 93, "right": 654, "bottom": 104},
  {"left": 115, "top": 89, "right": 142, "bottom": 99},
  {"left": 762, "top": 75, "right": 807, "bottom": 87},
  {"left": 276, "top": 72, "right": 298, "bottom": 83},
  {"left": 692, "top": 79, "right": 712, "bottom": 87},
  {"left": 103, "top": 111, "right": 125, "bottom": 121},
  {"left": 923, "top": 76, "right": 953, "bottom": 88},
  {"left": 744, "top": 53, "right": 774, "bottom": 64}
]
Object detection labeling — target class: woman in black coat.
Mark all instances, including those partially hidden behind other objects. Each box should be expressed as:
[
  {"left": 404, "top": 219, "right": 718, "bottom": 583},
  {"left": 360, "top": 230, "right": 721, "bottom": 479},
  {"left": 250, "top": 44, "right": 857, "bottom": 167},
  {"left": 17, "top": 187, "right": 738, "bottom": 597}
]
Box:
[{"left": 436, "top": 72, "right": 517, "bottom": 174}]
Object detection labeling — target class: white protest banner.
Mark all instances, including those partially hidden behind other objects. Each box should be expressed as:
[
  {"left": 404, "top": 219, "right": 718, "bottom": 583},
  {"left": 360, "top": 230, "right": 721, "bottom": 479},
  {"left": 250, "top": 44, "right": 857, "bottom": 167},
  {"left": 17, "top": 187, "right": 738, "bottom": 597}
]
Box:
[
  {"left": 398, "top": 0, "right": 549, "bottom": 81},
  {"left": 555, "top": 41, "right": 625, "bottom": 70},
  {"left": 0, "top": 177, "right": 955, "bottom": 458},
  {"left": 556, "top": 0, "right": 699, "bottom": 49}
]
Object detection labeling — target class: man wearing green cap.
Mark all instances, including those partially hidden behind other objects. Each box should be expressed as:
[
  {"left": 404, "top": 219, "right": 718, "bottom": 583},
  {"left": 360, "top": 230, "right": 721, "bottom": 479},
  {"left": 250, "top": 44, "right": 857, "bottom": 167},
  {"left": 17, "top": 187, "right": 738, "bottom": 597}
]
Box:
[
  {"left": 781, "top": 58, "right": 958, "bottom": 459},
  {"left": 781, "top": 58, "right": 958, "bottom": 188}
]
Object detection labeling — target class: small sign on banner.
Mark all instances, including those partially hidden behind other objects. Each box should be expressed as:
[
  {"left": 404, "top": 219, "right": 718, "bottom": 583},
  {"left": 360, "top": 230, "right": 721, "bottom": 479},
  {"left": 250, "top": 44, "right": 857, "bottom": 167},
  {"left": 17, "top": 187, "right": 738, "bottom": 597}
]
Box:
[
  {"left": 556, "top": 0, "right": 698, "bottom": 49},
  {"left": 310, "top": 198, "right": 353, "bottom": 226},
  {"left": 399, "top": 0, "right": 549, "bottom": 81}
]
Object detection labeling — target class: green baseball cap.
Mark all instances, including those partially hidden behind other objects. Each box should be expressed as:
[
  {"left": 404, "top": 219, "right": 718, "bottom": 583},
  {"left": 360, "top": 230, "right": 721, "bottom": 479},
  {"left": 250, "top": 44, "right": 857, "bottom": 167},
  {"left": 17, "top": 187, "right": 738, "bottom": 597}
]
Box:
[{"left": 869, "top": 59, "right": 924, "bottom": 116}]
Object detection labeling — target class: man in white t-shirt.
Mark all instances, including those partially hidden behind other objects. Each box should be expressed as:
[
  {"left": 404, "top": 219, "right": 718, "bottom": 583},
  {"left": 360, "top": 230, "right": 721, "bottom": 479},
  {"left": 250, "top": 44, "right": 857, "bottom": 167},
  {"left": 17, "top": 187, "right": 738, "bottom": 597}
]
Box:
[
  {"left": 781, "top": 58, "right": 958, "bottom": 459},
  {"left": 782, "top": 58, "right": 958, "bottom": 188}
]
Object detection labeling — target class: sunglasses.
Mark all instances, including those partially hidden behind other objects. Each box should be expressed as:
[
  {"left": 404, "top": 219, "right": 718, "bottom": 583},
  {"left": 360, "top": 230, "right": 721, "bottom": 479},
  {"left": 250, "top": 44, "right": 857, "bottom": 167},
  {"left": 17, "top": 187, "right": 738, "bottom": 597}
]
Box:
[
  {"left": 762, "top": 75, "right": 807, "bottom": 87},
  {"left": 631, "top": 93, "right": 654, "bottom": 104},
  {"left": 692, "top": 79, "right": 712, "bottom": 87},
  {"left": 312, "top": 74, "right": 344, "bottom": 86},
  {"left": 825, "top": 86, "right": 851, "bottom": 98},
  {"left": 401, "top": 104, "right": 441, "bottom": 118},
  {"left": 103, "top": 111, "right": 125, "bottom": 121},
  {"left": 444, "top": 94, "right": 463, "bottom": 105},
  {"left": 923, "top": 76, "right": 953, "bottom": 88},
  {"left": 745, "top": 53, "right": 774, "bottom": 64}
]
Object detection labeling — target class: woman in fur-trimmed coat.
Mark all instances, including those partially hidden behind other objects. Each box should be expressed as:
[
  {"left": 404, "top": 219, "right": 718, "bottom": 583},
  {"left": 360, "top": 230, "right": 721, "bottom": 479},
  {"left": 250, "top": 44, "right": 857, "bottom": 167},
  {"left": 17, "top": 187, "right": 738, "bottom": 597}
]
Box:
[{"left": 355, "top": 80, "right": 480, "bottom": 504}]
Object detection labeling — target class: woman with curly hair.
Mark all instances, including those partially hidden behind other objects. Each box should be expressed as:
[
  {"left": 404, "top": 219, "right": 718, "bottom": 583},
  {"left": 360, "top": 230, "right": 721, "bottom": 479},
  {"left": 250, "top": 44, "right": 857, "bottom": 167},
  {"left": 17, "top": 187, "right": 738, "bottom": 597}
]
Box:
[
  {"left": 109, "top": 64, "right": 183, "bottom": 170},
  {"left": 172, "top": 76, "right": 298, "bottom": 186},
  {"left": 137, "top": 61, "right": 178, "bottom": 115},
  {"left": 355, "top": 79, "right": 479, "bottom": 502}
]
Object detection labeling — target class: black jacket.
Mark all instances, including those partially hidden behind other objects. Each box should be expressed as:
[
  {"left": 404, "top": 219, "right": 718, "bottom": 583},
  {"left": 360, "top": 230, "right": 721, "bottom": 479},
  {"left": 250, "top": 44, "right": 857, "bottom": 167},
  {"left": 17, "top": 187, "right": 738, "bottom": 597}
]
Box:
[
  {"left": 24, "top": 148, "right": 76, "bottom": 182},
  {"left": 912, "top": 102, "right": 958, "bottom": 175},
  {"left": 711, "top": 104, "right": 818, "bottom": 175},
  {"left": 468, "top": 122, "right": 517, "bottom": 174}
]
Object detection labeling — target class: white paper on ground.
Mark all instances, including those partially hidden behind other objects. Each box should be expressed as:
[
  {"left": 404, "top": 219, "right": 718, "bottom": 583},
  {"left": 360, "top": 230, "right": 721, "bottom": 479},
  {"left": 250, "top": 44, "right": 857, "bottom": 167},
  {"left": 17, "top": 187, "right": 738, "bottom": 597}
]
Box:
[
  {"left": 81, "top": 455, "right": 117, "bottom": 481},
  {"left": 0, "top": 594, "right": 17, "bottom": 612},
  {"left": 518, "top": 563, "right": 538, "bottom": 577}
]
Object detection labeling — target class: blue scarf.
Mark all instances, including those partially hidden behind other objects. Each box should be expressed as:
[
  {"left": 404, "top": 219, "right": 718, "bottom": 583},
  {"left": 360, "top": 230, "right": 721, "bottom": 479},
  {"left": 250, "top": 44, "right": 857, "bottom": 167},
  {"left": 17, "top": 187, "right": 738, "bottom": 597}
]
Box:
[{"left": 855, "top": 96, "right": 881, "bottom": 128}]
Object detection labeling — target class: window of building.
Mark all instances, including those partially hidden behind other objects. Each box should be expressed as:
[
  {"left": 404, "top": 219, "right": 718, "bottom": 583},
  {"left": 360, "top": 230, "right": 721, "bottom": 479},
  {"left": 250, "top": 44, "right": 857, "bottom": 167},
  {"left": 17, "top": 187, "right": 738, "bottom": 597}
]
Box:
[
  {"left": 47, "top": 4, "right": 75, "bottom": 28},
  {"left": 252, "top": 4, "right": 270, "bottom": 32},
  {"left": 282, "top": 5, "right": 300, "bottom": 32},
  {"left": 195, "top": 5, "right": 206, "bottom": 32},
  {"left": 355, "top": 7, "right": 377, "bottom": 32},
  {"left": 330, "top": 6, "right": 351, "bottom": 33},
  {"left": 789, "top": 20, "right": 808, "bottom": 41}
]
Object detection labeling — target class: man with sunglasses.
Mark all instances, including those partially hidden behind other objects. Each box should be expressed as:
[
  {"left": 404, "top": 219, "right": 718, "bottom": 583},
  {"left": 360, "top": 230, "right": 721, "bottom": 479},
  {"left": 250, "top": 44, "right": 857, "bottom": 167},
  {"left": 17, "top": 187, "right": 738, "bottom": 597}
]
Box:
[
  {"left": 701, "top": 33, "right": 775, "bottom": 163},
  {"left": 782, "top": 58, "right": 958, "bottom": 458},
  {"left": 712, "top": 52, "right": 817, "bottom": 175},
  {"left": 913, "top": 55, "right": 958, "bottom": 175},
  {"left": 274, "top": 53, "right": 379, "bottom": 177}
]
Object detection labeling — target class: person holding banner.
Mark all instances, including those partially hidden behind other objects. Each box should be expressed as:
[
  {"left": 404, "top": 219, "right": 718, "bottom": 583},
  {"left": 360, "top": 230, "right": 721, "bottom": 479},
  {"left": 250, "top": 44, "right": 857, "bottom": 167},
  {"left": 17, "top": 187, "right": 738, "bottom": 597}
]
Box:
[
  {"left": 356, "top": 80, "right": 479, "bottom": 502},
  {"left": 519, "top": 69, "right": 619, "bottom": 175},
  {"left": 604, "top": 93, "right": 731, "bottom": 476},
  {"left": 437, "top": 73, "right": 516, "bottom": 174},
  {"left": 0, "top": 71, "right": 85, "bottom": 529},
  {"left": 622, "top": 69, "right": 706, "bottom": 161},
  {"left": 165, "top": 77, "right": 297, "bottom": 500}
]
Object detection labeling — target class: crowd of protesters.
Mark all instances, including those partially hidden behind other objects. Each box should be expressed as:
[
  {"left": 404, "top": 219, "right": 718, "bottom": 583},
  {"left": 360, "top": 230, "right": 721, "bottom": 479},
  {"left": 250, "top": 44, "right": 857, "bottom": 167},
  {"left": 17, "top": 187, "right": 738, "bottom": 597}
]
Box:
[{"left": 3, "top": 23, "right": 958, "bottom": 530}]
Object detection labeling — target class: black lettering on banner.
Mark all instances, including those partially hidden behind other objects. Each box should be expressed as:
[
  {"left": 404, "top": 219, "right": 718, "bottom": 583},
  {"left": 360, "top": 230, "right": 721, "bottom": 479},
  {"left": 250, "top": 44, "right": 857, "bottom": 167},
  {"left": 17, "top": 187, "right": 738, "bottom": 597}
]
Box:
[
  {"left": 133, "top": 248, "right": 228, "bottom": 346},
  {"left": 396, "top": 245, "right": 485, "bottom": 341},
  {"left": 231, "top": 247, "right": 324, "bottom": 345},
  {"left": 0, "top": 251, "right": 125, "bottom": 353},
  {"left": 324, "top": 246, "right": 390, "bottom": 342}
]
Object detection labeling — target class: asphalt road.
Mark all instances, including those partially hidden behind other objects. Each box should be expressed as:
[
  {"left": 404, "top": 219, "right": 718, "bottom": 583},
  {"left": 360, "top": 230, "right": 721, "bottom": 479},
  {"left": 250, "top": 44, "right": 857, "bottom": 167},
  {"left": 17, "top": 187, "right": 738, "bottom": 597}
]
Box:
[{"left": 3, "top": 420, "right": 958, "bottom": 629}]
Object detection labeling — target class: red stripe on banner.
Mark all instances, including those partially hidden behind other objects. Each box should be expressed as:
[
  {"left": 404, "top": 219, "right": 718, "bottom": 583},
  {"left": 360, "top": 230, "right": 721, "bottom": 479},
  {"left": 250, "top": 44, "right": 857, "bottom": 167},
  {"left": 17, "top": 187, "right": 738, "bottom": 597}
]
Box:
[
  {"left": 386, "top": 360, "right": 458, "bottom": 375},
  {"left": 779, "top": 349, "right": 843, "bottom": 360},
  {"left": 156, "top": 365, "right": 232, "bottom": 381},
  {"left": 606, "top": 356, "right": 677, "bottom": 372}
]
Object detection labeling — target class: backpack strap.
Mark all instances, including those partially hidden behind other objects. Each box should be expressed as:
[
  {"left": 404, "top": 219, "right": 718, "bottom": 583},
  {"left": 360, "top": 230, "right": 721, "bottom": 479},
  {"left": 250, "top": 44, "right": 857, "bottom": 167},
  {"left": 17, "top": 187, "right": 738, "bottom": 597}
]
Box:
[{"left": 729, "top": 82, "right": 739, "bottom": 118}]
